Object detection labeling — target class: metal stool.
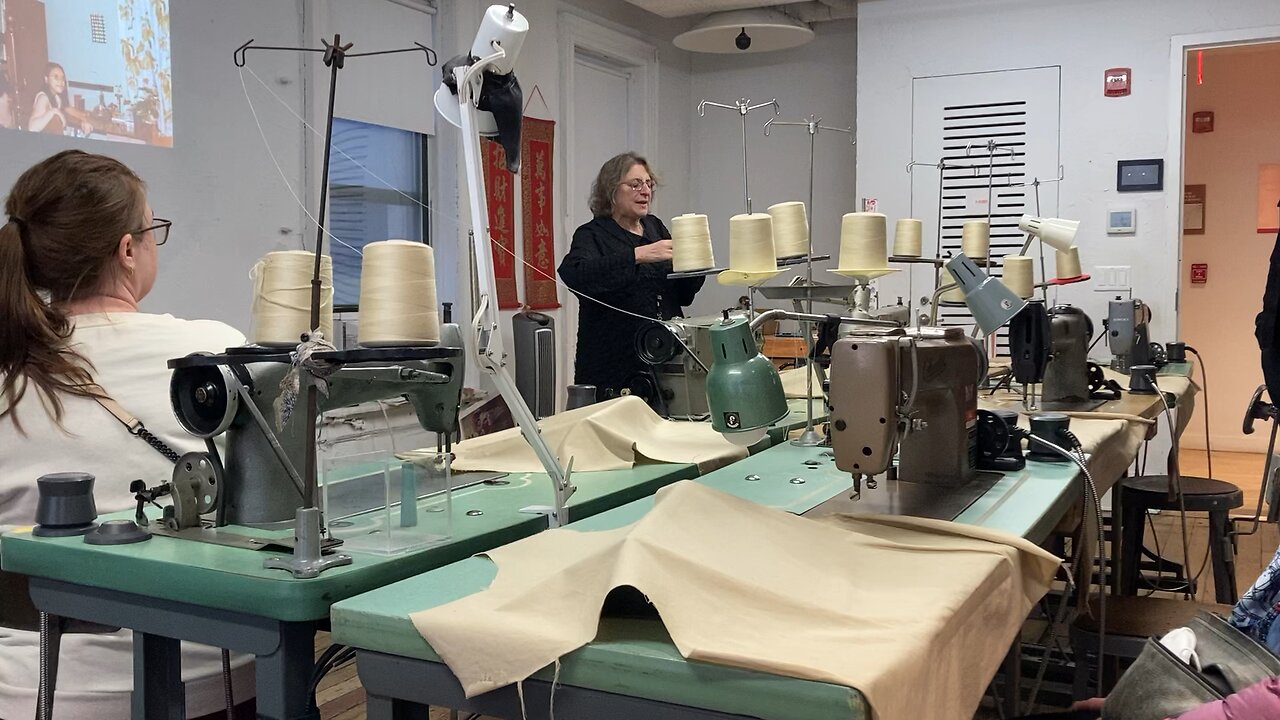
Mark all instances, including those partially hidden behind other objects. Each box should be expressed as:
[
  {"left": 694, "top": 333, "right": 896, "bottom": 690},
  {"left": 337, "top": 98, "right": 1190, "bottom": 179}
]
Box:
[
  {"left": 1070, "top": 595, "right": 1232, "bottom": 697},
  {"left": 1118, "top": 475, "right": 1243, "bottom": 603}
]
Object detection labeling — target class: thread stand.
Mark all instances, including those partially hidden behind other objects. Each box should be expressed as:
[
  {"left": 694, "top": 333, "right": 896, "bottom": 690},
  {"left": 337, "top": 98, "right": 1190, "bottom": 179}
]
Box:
[
  {"left": 762, "top": 114, "right": 853, "bottom": 447},
  {"left": 698, "top": 98, "right": 780, "bottom": 215},
  {"left": 234, "top": 35, "right": 437, "bottom": 577}
]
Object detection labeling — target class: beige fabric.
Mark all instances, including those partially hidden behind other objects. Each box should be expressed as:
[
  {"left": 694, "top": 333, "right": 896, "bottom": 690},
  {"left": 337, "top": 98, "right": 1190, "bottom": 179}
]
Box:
[
  {"left": 780, "top": 365, "right": 824, "bottom": 399},
  {"left": 402, "top": 396, "right": 748, "bottom": 473},
  {"left": 410, "top": 481, "right": 1061, "bottom": 720}
]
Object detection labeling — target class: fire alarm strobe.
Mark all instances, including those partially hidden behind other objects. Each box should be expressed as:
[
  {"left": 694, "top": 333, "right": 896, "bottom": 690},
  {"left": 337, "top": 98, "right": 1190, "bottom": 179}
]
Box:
[{"left": 1105, "top": 67, "right": 1131, "bottom": 97}]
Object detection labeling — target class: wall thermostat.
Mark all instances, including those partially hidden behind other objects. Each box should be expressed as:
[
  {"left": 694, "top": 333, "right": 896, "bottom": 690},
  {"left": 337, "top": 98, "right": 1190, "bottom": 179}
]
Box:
[{"left": 1107, "top": 208, "right": 1137, "bottom": 234}]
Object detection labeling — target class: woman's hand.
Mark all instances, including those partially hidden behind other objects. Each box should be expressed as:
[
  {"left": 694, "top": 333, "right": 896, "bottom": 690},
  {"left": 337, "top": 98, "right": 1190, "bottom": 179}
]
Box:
[{"left": 635, "top": 239, "right": 673, "bottom": 264}]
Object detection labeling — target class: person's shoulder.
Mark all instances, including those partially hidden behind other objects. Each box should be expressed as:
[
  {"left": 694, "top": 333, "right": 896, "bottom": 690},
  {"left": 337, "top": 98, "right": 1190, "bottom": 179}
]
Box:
[
  {"left": 89, "top": 313, "right": 246, "bottom": 348},
  {"left": 573, "top": 215, "right": 612, "bottom": 240}
]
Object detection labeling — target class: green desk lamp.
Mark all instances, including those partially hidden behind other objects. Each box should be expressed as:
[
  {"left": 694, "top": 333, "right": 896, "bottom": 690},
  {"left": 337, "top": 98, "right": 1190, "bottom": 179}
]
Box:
[{"left": 706, "top": 313, "right": 789, "bottom": 446}]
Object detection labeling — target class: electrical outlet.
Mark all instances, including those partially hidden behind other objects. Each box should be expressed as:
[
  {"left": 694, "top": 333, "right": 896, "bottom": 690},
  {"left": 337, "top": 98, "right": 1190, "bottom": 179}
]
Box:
[{"left": 1094, "top": 265, "right": 1132, "bottom": 291}]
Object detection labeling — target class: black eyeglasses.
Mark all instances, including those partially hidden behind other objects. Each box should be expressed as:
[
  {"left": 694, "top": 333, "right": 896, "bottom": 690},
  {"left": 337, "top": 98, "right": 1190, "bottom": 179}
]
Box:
[{"left": 134, "top": 218, "right": 172, "bottom": 246}]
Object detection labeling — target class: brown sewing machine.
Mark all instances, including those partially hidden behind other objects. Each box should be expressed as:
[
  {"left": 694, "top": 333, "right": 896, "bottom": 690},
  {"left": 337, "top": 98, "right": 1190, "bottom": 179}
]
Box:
[{"left": 821, "top": 327, "right": 1000, "bottom": 520}]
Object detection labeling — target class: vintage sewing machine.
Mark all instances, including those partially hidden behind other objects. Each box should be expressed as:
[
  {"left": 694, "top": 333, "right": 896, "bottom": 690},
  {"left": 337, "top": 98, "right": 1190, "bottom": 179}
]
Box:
[
  {"left": 633, "top": 314, "right": 730, "bottom": 420},
  {"left": 161, "top": 324, "right": 466, "bottom": 538},
  {"left": 1108, "top": 297, "right": 1152, "bottom": 374},
  {"left": 823, "top": 327, "right": 1001, "bottom": 519}
]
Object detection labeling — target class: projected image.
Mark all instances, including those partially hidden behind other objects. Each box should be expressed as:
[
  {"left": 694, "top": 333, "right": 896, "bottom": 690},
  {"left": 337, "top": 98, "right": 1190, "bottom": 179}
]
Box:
[{"left": 0, "top": 0, "right": 172, "bottom": 146}]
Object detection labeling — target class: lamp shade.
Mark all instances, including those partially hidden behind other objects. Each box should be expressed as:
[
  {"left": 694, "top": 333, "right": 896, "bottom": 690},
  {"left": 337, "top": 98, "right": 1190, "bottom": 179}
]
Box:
[
  {"left": 1018, "top": 215, "right": 1079, "bottom": 252},
  {"left": 674, "top": 9, "right": 814, "bottom": 54},
  {"left": 944, "top": 253, "right": 1027, "bottom": 336},
  {"left": 706, "top": 316, "right": 788, "bottom": 445}
]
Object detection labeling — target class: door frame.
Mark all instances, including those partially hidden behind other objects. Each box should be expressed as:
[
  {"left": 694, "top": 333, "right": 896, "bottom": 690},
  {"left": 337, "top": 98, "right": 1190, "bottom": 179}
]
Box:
[
  {"left": 1166, "top": 25, "right": 1280, "bottom": 338},
  {"left": 555, "top": 12, "right": 658, "bottom": 409}
]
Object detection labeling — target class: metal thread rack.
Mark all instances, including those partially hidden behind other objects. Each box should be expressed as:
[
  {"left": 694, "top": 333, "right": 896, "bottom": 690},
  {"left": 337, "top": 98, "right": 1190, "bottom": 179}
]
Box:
[
  {"left": 698, "top": 98, "right": 780, "bottom": 215},
  {"left": 761, "top": 114, "right": 854, "bottom": 447}
]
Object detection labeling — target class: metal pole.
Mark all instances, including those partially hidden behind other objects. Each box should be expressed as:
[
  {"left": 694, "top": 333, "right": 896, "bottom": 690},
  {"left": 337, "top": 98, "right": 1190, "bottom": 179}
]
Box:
[
  {"left": 742, "top": 110, "right": 751, "bottom": 214},
  {"left": 302, "top": 36, "right": 346, "bottom": 509}
]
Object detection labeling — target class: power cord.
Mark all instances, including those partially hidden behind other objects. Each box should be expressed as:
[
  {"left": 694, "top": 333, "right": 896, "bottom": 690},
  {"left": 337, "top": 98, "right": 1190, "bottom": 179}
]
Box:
[
  {"left": 1010, "top": 425, "right": 1107, "bottom": 700},
  {"left": 308, "top": 642, "right": 357, "bottom": 713},
  {"left": 1152, "top": 378, "right": 1195, "bottom": 601}
]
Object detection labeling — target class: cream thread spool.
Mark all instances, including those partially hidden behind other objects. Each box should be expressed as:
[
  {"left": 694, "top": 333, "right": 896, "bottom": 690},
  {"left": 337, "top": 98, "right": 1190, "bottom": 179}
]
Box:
[
  {"left": 728, "top": 213, "right": 777, "bottom": 272},
  {"left": 250, "top": 250, "right": 333, "bottom": 346},
  {"left": 961, "top": 220, "right": 990, "bottom": 258},
  {"left": 837, "top": 212, "right": 889, "bottom": 271},
  {"left": 671, "top": 213, "right": 715, "bottom": 271},
  {"left": 358, "top": 240, "right": 441, "bottom": 346},
  {"left": 1003, "top": 255, "right": 1035, "bottom": 299},
  {"left": 1056, "top": 245, "right": 1083, "bottom": 279},
  {"left": 767, "top": 201, "right": 809, "bottom": 259},
  {"left": 893, "top": 218, "right": 923, "bottom": 257}
]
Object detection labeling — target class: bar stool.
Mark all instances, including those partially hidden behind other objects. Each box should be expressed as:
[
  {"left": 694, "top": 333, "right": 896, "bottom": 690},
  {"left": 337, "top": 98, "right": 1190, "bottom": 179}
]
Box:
[
  {"left": 1070, "top": 595, "right": 1233, "bottom": 697},
  {"left": 1118, "top": 475, "right": 1243, "bottom": 603}
]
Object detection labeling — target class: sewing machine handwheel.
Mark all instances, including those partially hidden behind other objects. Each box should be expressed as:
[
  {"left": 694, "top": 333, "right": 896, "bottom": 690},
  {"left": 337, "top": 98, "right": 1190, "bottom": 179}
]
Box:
[
  {"left": 1087, "top": 363, "right": 1108, "bottom": 394},
  {"left": 170, "top": 357, "right": 239, "bottom": 438},
  {"left": 1149, "top": 342, "right": 1168, "bottom": 367},
  {"left": 635, "top": 324, "right": 680, "bottom": 365},
  {"left": 976, "top": 409, "right": 1011, "bottom": 459}
]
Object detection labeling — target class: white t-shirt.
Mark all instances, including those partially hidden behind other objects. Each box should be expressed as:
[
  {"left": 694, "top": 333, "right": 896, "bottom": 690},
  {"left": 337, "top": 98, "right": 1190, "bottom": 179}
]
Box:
[{"left": 0, "top": 312, "right": 254, "bottom": 719}]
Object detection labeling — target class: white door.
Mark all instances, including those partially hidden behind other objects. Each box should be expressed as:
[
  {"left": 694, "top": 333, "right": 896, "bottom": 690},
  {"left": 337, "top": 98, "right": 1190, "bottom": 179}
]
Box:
[
  {"left": 560, "top": 50, "right": 638, "bottom": 400},
  {"left": 911, "top": 67, "right": 1062, "bottom": 354}
]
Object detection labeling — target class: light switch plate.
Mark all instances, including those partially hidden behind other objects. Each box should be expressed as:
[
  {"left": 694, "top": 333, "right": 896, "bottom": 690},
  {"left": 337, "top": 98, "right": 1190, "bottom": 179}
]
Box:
[{"left": 1094, "top": 265, "right": 1132, "bottom": 291}]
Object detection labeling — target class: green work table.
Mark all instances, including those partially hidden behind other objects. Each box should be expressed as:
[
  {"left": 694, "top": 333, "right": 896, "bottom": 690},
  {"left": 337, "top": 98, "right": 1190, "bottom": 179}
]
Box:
[
  {"left": 331, "top": 443, "right": 1083, "bottom": 720},
  {"left": 0, "top": 461, "right": 698, "bottom": 720}
]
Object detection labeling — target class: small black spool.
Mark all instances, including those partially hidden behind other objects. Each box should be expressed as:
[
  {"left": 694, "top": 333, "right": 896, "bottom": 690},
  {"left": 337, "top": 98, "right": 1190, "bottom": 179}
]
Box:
[
  {"left": 1027, "top": 413, "right": 1072, "bottom": 463},
  {"left": 32, "top": 472, "right": 98, "bottom": 537}
]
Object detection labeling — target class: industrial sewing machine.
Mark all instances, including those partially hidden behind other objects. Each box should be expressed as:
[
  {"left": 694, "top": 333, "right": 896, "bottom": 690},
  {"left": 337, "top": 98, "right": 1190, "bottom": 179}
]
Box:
[
  {"left": 160, "top": 324, "right": 465, "bottom": 540},
  {"left": 633, "top": 315, "right": 725, "bottom": 420},
  {"left": 1108, "top": 297, "right": 1152, "bottom": 373},
  {"left": 823, "top": 327, "right": 1000, "bottom": 518}
]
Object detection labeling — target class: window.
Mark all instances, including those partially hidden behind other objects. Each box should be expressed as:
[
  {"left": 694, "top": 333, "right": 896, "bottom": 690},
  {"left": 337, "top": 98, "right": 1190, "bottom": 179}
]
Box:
[
  {"left": 90, "top": 13, "right": 107, "bottom": 44},
  {"left": 328, "top": 117, "right": 430, "bottom": 308}
]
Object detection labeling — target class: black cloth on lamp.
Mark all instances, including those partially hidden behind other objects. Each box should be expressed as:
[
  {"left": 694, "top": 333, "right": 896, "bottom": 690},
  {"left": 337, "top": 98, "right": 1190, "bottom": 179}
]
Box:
[
  {"left": 1256, "top": 228, "right": 1280, "bottom": 401},
  {"left": 558, "top": 215, "right": 704, "bottom": 399}
]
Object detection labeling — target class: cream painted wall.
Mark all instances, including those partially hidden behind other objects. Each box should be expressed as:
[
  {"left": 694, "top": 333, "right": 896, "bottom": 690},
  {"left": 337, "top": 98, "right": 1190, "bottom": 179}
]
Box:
[
  {"left": 687, "top": 20, "right": 858, "bottom": 318},
  {"left": 1180, "top": 44, "right": 1280, "bottom": 453}
]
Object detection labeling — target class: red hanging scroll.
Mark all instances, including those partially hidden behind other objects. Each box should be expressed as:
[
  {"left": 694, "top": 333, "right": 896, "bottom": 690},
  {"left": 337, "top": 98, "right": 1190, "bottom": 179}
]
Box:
[
  {"left": 520, "top": 117, "right": 559, "bottom": 309},
  {"left": 482, "top": 138, "right": 520, "bottom": 309}
]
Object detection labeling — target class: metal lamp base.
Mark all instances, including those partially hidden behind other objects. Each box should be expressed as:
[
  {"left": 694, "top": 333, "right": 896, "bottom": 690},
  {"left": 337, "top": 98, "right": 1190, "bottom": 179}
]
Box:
[{"left": 791, "top": 428, "right": 826, "bottom": 447}]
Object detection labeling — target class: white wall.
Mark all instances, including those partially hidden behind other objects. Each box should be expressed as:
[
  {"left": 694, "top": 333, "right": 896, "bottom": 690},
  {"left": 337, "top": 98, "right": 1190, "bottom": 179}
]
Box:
[
  {"left": 1180, "top": 44, "right": 1280, "bottom": 453},
  {"left": 434, "top": 0, "right": 694, "bottom": 393},
  {"left": 858, "top": 0, "right": 1280, "bottom": 355},
  {"left": 0, "top": 0, "right": 308, "bottom": 331},
  {"left": 688, "top": 19, "right": 858, "bottom": 317}
]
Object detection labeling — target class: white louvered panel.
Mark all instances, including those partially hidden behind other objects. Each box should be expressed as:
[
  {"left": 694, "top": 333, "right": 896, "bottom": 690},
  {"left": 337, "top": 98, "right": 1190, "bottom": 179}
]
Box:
[{"left": 910, "top": 67, "right": 1061, "bottom": 355}]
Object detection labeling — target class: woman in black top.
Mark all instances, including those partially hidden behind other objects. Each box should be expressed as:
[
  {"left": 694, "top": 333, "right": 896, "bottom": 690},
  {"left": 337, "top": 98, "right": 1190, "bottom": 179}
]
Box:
[{"left": 558, "top": 152, "right": 705, "bottom": 400}]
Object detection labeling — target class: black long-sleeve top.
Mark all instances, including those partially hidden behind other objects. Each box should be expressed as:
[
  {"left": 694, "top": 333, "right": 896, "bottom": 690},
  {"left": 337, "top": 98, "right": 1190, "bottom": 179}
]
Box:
[{"left": 557, "top": 214, "right": 705, "bottom": 398}]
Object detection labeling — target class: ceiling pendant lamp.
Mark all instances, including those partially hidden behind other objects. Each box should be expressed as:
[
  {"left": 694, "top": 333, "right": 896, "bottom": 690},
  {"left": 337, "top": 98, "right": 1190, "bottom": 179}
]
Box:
[{"left": 674, "top": 8, "right": 814, "bottom": 54}]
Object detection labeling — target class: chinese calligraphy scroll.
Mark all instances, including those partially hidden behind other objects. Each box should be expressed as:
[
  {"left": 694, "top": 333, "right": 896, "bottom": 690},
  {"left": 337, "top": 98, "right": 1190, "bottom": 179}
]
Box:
[
  {"left": 483, "top": 138, "right": 520, "bottom": 309},
  {"left": 521, "top": 117, "right": 559, "bottom": 308}
]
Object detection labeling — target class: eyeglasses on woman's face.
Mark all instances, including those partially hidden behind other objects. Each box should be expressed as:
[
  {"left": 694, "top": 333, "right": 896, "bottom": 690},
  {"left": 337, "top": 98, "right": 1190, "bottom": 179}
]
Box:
[
  {"left": 620, "top": 179, "right": 656, "bottom": 193},
  {"left": 134, "top": 218, "right": 172, "bottom": 246}
]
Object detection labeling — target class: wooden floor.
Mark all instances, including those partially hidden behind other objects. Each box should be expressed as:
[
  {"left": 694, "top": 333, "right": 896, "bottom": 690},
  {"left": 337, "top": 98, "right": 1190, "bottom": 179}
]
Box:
[{"left": 315, "top": 451, "right": 1279, "bottom": 720}]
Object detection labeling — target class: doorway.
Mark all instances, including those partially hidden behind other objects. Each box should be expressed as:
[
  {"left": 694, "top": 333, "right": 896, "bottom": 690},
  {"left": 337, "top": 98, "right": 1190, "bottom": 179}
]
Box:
[
  {"left": 1177, "top": 40, "right": 1280, "bottom": 503},
  {"left": 1178, "top": 41, "right": 1280, "bottom": 451},
  {"left": 556, "top": 13, "right": 656, "bottom": 409}
]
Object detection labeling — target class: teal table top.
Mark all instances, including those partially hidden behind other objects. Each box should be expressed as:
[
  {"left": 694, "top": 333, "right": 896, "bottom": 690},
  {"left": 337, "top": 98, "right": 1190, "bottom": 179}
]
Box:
[
  {"left": 0, "top": 461, "right": 698, "bottom": 622},
  {"left": 330, "top": 443, "right": 1082, "bottom": 720}
]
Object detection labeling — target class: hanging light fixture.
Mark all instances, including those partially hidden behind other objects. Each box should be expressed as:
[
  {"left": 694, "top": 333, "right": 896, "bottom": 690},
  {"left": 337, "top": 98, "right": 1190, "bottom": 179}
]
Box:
[{"left": 674, "top": 9, "right": 814, "bottom": 54}]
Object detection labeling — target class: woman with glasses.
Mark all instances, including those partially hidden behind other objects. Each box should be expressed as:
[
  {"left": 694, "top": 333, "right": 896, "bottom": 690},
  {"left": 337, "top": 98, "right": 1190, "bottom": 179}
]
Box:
[
  {"left": 0, "top": 150, "right": 252, "bottom": 719},
  {"left": 558, "top": 152, "right": 705, "bottom": 401}
]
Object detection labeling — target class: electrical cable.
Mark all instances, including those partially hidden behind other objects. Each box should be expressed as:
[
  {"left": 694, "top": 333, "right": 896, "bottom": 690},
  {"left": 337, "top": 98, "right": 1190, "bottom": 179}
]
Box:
[
  {"left": 1152, "top": 378, "right": 1195, "bottom": 601},
  {"left": 1012, "top": 426, "right": 1107, "bottom": 697},
  {"left": 239, "top": 65, "right": 717, "bottom": 370}
]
